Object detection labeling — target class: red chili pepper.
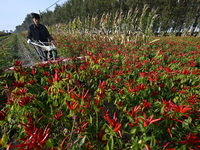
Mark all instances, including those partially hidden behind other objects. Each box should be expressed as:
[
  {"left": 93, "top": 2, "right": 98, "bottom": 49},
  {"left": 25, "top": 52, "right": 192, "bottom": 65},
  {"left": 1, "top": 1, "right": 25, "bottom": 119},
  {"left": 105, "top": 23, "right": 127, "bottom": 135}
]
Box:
[
  {"left": 177, "top": 132, "right": 200, "bottom": 148},
  {"left": 140, "top": 113, "right": 161, "bottom": 127},
  {"left": 14, "top": 60, "right": 22, "bottom": 66},
  {"left": 125, "top": 105, "right": 141, "bottom": 118},
  {"left": 54, "top": 111, "right": 63, "bottom": 120},
  {"left": 42, "top": 71, "right": 50, "bottom": 76},
  {"left": 0, "top": 110, "right": 7, "bottom": 120},
  {"left": 17, "top": 94, "right": 34, "bottom": 106},
  {"left": 30, "top": 68, "right": 37, "bottom": 75},
  {"left": 104, "top": 110, "right": 122, "bottom": 137},
  {"left": 11, "top": 118, "right": 51, "bottom": 149},
  {"left": 59, "top": 135, "right": 70, "bottom": 148},
  {"left": 52, "top": 69, "right": 61, "bottom": 82},
  {"left": 66, "top": 101, "right": 79, "bottom": 110}
]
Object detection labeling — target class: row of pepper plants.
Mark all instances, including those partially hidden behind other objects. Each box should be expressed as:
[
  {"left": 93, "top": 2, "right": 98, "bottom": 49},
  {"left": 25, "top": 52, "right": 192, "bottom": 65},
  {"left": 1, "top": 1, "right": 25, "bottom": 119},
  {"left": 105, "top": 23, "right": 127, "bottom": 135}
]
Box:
[
  {"left": 0, "top": 35, "right": 200, "bottom": 149},
  {"left": 0, "top": 34, "right": 20, "bottom": 69}
]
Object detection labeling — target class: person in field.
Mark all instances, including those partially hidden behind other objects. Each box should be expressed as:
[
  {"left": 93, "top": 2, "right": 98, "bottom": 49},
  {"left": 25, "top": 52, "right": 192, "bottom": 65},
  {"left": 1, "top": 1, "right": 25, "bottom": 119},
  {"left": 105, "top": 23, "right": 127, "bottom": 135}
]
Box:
[{"left": 27, "top": 13, "right": 54, "bottom": 61}]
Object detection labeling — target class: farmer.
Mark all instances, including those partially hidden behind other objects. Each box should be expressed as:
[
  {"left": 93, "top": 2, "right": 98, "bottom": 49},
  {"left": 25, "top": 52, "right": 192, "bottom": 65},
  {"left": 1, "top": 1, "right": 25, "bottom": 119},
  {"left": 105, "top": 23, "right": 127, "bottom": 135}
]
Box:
[{"left": 27, "top": 12, "right": 54, "bottom": 61}]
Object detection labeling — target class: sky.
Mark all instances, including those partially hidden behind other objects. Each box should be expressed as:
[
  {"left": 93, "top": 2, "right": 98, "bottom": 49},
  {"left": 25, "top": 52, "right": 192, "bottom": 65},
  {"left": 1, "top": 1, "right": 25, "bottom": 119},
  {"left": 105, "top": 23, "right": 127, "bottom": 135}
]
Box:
[{"left": 0, "top": 0, "right": 66, "bottom": 32}]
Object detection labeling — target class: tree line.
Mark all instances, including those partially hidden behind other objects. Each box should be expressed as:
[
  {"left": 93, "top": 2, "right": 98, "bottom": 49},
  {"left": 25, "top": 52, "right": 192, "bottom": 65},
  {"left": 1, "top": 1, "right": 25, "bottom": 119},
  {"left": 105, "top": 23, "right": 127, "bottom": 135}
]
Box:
[{"left": 15, "top": 0, "right": 199, "bottom": 36}]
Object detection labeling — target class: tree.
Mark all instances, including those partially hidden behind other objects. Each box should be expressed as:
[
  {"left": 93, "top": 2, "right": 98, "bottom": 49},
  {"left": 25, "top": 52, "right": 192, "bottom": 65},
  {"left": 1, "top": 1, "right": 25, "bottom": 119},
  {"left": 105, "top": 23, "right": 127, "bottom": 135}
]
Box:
[{"left": 14, "top": 0, "right": 199, "bottom": 36}]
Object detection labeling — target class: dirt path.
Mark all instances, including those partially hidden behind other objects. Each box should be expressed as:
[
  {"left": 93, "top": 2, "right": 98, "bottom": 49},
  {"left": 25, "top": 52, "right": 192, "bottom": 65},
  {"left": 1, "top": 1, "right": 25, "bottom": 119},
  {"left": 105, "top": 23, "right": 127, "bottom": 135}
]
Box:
[{"left": 15, "top": 35, "right": 41, "bottom": 66}]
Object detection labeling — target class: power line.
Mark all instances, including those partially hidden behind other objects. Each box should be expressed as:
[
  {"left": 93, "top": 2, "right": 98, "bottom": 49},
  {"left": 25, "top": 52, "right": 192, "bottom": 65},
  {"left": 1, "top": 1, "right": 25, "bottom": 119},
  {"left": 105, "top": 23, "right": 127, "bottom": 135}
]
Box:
[
  {"left": 40, "top": 0, "right": 61, "bottom": 13},
  {"left": 46, "top": 0, "right": 60, "bottom": 10}
]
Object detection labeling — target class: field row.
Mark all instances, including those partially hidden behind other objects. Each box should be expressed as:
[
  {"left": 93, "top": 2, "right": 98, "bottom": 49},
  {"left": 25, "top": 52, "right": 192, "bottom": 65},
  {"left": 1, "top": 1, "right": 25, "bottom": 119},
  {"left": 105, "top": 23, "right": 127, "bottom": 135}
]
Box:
[{"left": 0, "top": 34, "right": 40, "bottom": 70}]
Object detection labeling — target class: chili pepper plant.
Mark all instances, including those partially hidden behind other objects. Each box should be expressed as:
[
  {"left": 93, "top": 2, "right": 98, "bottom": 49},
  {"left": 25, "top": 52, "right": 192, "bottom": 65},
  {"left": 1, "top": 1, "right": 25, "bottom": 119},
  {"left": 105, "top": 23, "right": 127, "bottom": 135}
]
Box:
[{"left": 0, "top": 36, "right": 200, "bottom": 150}]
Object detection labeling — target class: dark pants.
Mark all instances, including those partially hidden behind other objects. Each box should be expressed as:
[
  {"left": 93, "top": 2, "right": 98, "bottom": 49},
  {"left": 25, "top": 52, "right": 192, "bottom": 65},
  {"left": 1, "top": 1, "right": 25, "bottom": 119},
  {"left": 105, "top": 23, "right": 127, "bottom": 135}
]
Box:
[{"left": 34, "top": 46, "right": 47, "bottom": 61}]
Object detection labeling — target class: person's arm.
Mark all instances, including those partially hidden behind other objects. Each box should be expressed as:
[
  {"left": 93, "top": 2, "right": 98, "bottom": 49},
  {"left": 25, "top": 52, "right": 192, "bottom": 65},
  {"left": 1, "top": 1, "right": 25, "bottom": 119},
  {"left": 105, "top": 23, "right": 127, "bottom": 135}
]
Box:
[
  {"left": 27, "top": 25, "right": 32, "bottom": 40},
  {"left": 27, "top": 25, "right": 32, "bottom": 43},
  {"left": 44, "top": 26, "right": 53, "bottom": 41}
]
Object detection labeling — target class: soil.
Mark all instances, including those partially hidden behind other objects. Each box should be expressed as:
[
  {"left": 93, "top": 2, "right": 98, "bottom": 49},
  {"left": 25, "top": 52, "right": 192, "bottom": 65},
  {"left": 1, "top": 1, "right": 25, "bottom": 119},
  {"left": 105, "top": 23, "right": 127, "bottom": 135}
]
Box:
[{"left": 14, "top": 35, "right": 41, "bottom": 66}]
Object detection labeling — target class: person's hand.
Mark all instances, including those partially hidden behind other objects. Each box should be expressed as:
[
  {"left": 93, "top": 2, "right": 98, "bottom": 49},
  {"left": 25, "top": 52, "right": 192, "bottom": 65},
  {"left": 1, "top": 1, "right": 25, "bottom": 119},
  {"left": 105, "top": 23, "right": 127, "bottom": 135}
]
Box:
[{"left": 27, "top": 39, "right": 32, "bottom": 44}]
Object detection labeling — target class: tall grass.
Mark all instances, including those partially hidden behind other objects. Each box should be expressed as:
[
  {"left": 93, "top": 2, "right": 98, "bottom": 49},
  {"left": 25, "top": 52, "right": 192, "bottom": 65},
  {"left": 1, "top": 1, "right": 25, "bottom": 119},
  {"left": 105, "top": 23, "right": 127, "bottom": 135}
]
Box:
[{"left": 50, "top": 5, "right": 158, "bottom": 44}]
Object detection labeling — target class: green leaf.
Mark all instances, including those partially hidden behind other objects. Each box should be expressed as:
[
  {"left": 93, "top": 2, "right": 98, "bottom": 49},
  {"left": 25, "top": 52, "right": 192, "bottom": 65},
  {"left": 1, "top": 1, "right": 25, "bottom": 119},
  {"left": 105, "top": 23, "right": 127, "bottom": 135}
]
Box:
[
  {"left": 130, "top": 128, "right": 136, "bottom": 134},
  {"left": 137, "top": 77, "right": 146, "bottom": 84},
  {"left": 115, "top": 137, "right": 123, "bottom": 148},
  {"left": 89, "top": 115, "right": 93, "bottom": 124},
  {"left": 107, "top": 135, "right": 114, "bottom": 150},
  {"left": 37, "top": 100, "right": 46, "bottom": 110},
  {"left": 173, "top": 96, "right": 179, "bottom": 103},
  {"left": 46, "top": 138, "right": 54, "bottom": 148},
  {"left": 102, "top": 134, "right": 108, "bottom": 141},
  {"left": 79, "top": 135, "right": 86, "bottom": 147},
  {"left": 1, "top": 132, "right": 9, "bottom": 147}
]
